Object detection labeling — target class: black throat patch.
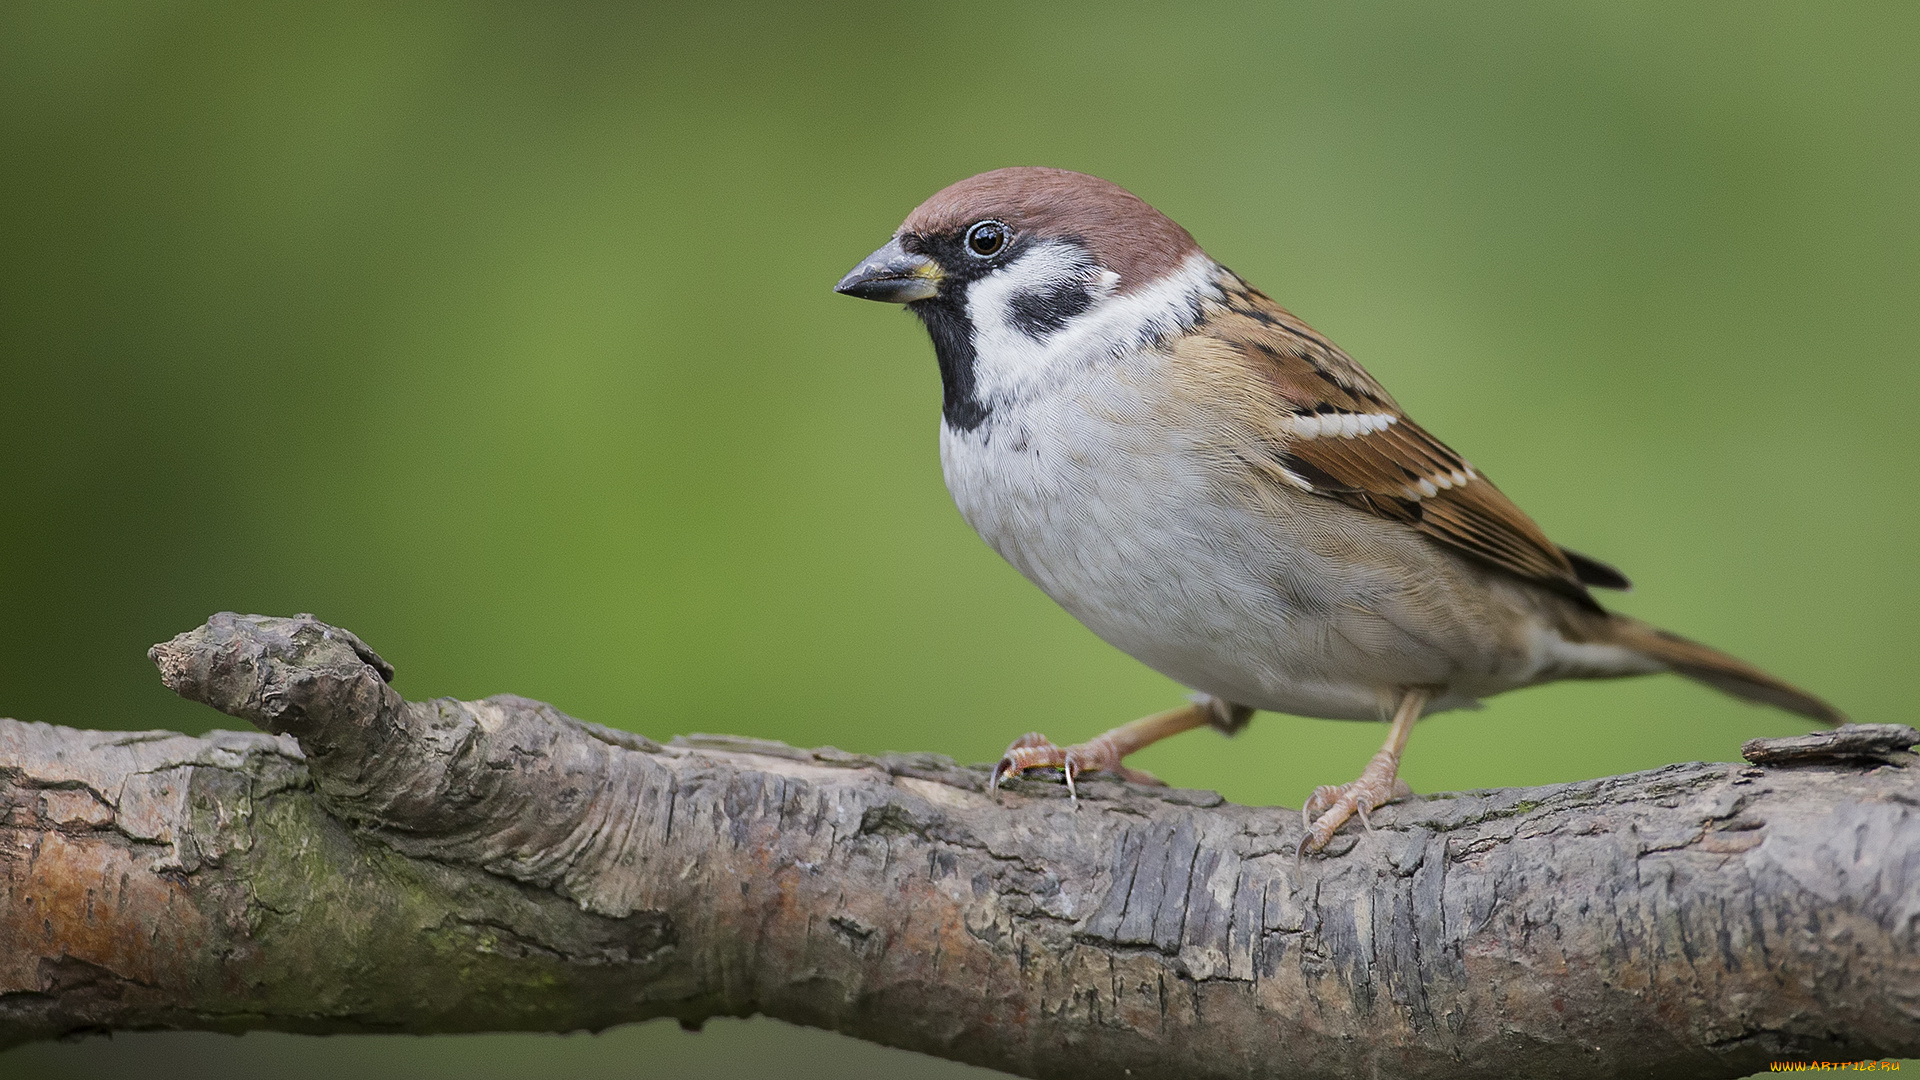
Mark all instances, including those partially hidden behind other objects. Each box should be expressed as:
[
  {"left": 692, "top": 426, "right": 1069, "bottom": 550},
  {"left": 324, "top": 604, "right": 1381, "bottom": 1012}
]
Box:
[{"left": 910, "top": 297, "right": 990, "bottom": 432}]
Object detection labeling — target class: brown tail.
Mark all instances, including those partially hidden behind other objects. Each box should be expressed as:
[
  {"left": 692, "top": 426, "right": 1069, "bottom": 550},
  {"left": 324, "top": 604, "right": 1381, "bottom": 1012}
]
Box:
[{"left": 1606, "top": 617, "right": 1845, "bottom": 725}]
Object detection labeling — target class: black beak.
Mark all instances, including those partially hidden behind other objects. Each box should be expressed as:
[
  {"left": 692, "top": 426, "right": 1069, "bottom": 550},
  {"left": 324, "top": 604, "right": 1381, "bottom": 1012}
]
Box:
[{"left": 834, "top": 237, "right": 943, "bottom": 303}]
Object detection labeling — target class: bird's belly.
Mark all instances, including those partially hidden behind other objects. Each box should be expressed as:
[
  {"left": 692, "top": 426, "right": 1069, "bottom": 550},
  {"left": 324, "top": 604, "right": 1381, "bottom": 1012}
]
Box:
[{"left": 939, "top": 400, "right": 1497, "bottom": 720}]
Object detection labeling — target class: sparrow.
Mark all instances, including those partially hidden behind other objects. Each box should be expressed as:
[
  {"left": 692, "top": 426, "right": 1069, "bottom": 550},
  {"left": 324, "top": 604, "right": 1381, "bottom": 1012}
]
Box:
[{"left": 834, "top": 167, "right": 1842, "bottom": 853}]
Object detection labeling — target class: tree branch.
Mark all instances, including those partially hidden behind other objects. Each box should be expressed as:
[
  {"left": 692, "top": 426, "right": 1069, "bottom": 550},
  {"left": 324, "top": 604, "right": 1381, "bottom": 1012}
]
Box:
[{"left": 2, "top": 613, "right": 1915, "bottom": 1077}]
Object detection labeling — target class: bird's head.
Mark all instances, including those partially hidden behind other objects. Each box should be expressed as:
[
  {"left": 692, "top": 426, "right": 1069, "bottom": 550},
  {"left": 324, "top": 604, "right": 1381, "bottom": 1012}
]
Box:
[
  {"left": 835, "top": 167, "right": 1208, "bottom": 429},
  {"left": 836, "top": 166, "right": 1200, "bottom": 315}
]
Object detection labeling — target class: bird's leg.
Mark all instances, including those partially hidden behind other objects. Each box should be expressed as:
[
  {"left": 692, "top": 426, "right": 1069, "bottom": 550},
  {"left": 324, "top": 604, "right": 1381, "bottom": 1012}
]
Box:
[
  {"left": 990, "top": 696, "right": 1248, "bottom": 796},
  {"left": 1298, "top": 688, "right": 1429, "bottom": 854}
]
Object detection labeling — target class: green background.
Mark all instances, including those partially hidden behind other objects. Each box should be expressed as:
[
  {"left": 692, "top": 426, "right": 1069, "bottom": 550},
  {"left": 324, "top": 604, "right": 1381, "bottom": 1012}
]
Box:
[{"left": 3, "top": 3, "right": 1913, "bottom": 1078}]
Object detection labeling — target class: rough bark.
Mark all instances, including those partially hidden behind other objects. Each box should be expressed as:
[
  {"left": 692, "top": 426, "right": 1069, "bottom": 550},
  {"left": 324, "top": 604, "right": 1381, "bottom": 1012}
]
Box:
[{"left": 1, "top": 613, "right": 1915, "bottom": 1078}]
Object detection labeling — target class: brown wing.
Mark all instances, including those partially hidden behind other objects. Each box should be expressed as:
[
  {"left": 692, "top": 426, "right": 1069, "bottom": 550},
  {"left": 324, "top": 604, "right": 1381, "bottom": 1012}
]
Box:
[{"left": 1188, "top": 274, "right": 1625, "bottom": 606}]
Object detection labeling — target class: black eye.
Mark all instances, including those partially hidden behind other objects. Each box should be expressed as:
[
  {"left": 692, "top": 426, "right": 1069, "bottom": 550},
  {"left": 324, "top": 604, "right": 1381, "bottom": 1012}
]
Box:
[{"left": 965, "top": 220, "right": 1007, "bottom": 258}]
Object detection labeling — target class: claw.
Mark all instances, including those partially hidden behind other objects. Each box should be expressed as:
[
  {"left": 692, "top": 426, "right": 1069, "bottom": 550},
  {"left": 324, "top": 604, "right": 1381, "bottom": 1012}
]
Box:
[
  {"left": 1299, "top": 775, "right": 1411, "bottom": 855},
  {"left": 1297, "top": 687, "right": 1428, "bottom": 859},
  {"left": 991, "top": 732, "right": 1065, "bottom": 793},
  {"left": 989, "top": 731, "right": 1102, "bottom": 800}
]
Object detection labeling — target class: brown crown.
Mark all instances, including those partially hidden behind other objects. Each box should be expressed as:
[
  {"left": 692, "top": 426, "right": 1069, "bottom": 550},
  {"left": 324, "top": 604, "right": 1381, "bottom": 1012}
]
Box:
[{"left": 900, "top": 167, "right": 1202, "bottom": 293}]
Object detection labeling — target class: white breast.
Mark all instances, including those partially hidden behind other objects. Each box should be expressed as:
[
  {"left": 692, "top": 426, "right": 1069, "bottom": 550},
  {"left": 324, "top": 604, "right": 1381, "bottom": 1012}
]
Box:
[
  {"left": 935, "top": 252, "right": 1633, "bottom": 720},
  {"left": 939, "top": 345, "right": 1440, "bottom": 720}
]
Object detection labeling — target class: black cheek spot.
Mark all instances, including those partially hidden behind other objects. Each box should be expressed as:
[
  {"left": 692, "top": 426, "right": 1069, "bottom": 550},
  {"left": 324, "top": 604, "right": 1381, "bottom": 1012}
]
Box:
[{"left": 1007, "top": 281, "right": 1095, "bottom": 339}]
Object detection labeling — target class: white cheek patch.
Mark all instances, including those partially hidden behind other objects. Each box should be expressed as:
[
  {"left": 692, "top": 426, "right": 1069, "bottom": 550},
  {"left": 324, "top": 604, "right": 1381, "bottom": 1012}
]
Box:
[{"left": 964, "top": 250, "right": 1218, "bottom": 405}]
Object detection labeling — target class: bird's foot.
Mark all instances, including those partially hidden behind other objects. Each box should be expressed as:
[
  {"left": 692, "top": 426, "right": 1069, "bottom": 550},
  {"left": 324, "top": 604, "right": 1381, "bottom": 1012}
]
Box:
[
  {"left": 1298, "top": 759, "right": 1413, "bottom": 855},
  {"left": 989, "top": 732, "right": 1167, "bottom": 798}
]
